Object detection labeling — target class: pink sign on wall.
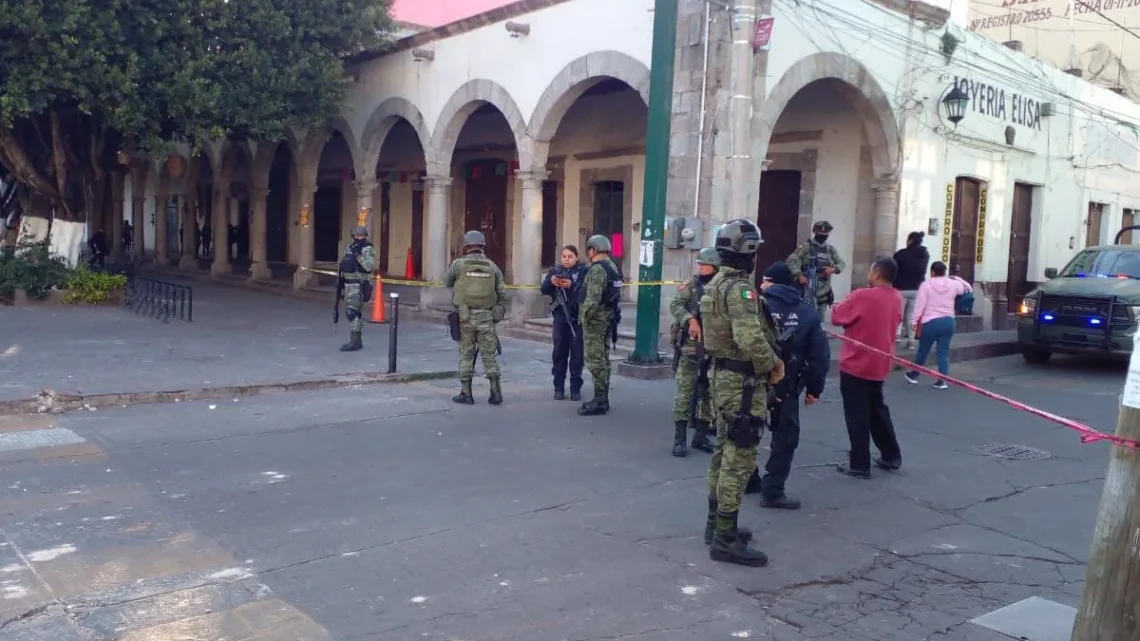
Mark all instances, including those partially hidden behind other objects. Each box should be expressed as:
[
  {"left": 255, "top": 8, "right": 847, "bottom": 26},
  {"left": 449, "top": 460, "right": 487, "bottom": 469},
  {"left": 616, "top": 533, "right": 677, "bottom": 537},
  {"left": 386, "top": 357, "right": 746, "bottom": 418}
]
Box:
[
  {"left": 393, "top": 0, "right": 516, "bottom": 27},
  {"left": 610, "top": 232, "right": 624, "bottom": 259}
]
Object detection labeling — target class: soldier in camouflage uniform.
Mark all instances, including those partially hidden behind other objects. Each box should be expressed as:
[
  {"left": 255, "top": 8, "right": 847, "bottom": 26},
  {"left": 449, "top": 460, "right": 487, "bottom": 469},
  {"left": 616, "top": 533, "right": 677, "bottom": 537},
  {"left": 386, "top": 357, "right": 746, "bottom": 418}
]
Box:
[
  {"left": 444, "top": 230, "right": 508, "bottom": 405},
  {"left": 700, "top": 219, "right": 784, "bottom": 567},
  {"left": 786, "top": 221, "right": 846, "bottom": 319},
  {"left": 668, "top": 247, "right": 719, "bottom": 457},
  {"left": 338, "top": 226, "right": 378, "bottom": 352},
  {"left": 577, "top": 235, "right": 623, "bottom": 416}
]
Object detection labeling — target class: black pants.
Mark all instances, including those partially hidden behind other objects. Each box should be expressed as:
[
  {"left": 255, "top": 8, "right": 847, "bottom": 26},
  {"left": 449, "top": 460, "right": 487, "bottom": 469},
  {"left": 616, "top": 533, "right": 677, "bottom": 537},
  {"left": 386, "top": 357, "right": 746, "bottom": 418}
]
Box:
[
  {"left": 552, "top": 314, "right": 584, "bottom": 393},
  {"left": 840, "top": 372, "right": 902, "bottom": 472},
  {"left": 761, "top": 394, "right": 801, "bottom": 498}
]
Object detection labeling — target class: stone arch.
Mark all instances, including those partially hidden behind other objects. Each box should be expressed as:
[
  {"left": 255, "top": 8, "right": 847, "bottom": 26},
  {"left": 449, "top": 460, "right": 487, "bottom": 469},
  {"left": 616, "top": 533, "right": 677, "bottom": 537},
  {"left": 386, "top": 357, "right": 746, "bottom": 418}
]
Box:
[
  {"left": 360, "top": 97, "right": 432, "bottom": 179},
  {"left": 429, "top": 79, "right": 528, "bottom": 173},
  {"left": 526, "top": 51, "right": 651, "bottom": 169},
  {"left": 753, "top": 52, "right": 901, "bottom": 181}
]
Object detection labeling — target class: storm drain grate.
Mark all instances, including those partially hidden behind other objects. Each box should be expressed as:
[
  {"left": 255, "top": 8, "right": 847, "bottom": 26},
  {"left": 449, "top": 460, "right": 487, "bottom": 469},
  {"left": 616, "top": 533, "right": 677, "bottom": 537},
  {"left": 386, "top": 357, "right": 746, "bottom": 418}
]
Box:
[{"left": 975, "top": 443, "right": 1053, "bottom": 460}]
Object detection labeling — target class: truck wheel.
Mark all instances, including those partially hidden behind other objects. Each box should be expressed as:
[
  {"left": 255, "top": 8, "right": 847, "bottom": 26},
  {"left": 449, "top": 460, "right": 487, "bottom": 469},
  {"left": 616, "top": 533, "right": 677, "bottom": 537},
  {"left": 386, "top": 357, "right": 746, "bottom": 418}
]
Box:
[{"left": 1021, "top": 348, "right": 1052, "bottom": 365}]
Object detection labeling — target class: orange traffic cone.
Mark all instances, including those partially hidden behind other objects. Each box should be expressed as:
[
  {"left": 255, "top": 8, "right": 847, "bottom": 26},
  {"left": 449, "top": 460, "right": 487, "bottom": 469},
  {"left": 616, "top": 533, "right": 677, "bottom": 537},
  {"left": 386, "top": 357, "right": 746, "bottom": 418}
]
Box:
[
  {"left": 369, "top": 274, "right": 387, "bottom": 324},
  {"left": 404, "top": 248, "right": 415, "bottom": 280}
]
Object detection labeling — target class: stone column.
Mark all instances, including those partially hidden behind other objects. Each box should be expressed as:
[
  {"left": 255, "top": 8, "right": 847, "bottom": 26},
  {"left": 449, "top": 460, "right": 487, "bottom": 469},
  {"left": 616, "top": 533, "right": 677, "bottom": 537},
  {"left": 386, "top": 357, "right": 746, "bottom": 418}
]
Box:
[
  {"left": 354, "top": 179, "right": 375, "bottom": 232},
  {"left": 424, "top": 175, "right": 452, "bottom": 282},
  {"left": 131, "top": 190, "right": 146, "bottom": 261},
  {"left": 179, "top": 190, "right": 198, "bottom": 270},
  {"left": 210, "top": 183, "right": 231, "bottom": 276},
  {"left": 872, "top": 179, "right": 900, "bottom": 259},
  {"left": 110, "top": 172, "right": 125, "bottom": 260},
  {"left": 248, "top": 187, "right": 271, "bottom": 280},
  {"left": 292, "top": 180, "right": 317, "bottom": 289},
  {"left": 512, "top": 169, "right": 549, "bottom": 324},
  {"left": 154, "top": 190, "right": 169, "bottom": 265}
]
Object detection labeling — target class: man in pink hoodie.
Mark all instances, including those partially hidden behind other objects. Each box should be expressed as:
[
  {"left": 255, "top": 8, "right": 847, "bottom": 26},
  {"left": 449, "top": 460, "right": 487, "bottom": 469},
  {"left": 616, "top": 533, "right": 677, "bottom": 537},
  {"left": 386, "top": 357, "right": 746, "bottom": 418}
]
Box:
[
  {"left": 830, "top": 256, "right": 903, "bottom": 478},
  {"left": 906, "top": 261, "right": 972, "bottom": 389}
]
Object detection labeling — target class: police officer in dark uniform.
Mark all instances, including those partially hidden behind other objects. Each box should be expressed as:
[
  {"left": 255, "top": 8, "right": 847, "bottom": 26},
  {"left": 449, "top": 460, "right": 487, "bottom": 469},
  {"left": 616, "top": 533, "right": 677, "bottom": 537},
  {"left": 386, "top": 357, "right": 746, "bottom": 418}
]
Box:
[{"left": 744, "top": 262, "right": 831, "bottom": 509}]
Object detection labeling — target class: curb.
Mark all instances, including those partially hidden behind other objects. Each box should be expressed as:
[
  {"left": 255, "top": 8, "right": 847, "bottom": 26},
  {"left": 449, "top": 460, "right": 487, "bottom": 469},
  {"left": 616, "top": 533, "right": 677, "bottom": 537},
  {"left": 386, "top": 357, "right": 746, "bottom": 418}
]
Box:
[{"left": 0, "top": 370, "right": 459, "bottom": 417}]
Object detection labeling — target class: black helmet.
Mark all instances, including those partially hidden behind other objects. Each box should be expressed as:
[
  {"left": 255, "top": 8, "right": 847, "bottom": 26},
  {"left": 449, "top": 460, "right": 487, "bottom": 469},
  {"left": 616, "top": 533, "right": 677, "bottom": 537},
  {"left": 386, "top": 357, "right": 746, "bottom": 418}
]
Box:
[{"left": 714, "top": 219, "right": 762, "bottom": 255}]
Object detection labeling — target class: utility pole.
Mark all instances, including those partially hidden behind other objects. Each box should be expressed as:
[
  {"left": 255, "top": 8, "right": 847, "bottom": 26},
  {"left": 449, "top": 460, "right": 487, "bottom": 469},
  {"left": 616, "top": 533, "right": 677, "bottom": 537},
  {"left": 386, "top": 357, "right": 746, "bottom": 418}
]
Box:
[
  {"left": 628, "top": 0, "right": 678, "bottom": 365},
  {"left": 1071, "top": 364, "right": 1140, "bottom": 640},
  {"left": 727, "top": 0, "right": 757, "bottom": 220}
]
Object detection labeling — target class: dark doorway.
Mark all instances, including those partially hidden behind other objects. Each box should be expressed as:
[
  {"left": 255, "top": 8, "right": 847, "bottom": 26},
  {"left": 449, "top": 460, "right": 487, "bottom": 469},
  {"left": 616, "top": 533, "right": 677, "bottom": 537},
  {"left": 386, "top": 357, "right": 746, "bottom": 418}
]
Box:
[
  {"left": 313, "top": 184, "right": 342, "bottom": 263},
  {"left": 266, "top": 149, "right": 291, "bottom": 263},
  {"left": 755, "top": 170, "right": 802, "bottom": 272},
  {"left": 1007, "top": 182, "right": 1034, "bottom": 311},
  {"left": 1087, "top": 202, "right": 1105, "bottom": 247},
  {"left": 542, "top": 180, "right": 559, "bottom": 268},
  {"left": 950, "top": 177, "right": 981, "bottom": 282},
  {"left": 235, "top": 200, "right": 250, "bottom": 263},
  {"left": 412, "top": 182, "right": 425, "bottom": 278},
  {"left": 379, "top": 182, "right": 391, "bottom": 274},
  {"left": 1123, "top": 209, "right": 1135, "bottom": 244},
  {"left": 464, "top": 159, "right": 509, "bottom": 267},
  {"left": 593, "top": 181, "right": 625, "bottom": 269}
]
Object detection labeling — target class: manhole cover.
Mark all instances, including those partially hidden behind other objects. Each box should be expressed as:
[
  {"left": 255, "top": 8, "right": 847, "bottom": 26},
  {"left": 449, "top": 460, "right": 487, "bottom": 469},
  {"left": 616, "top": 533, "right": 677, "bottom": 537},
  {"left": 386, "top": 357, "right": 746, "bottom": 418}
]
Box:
[{"left": 975, "top": 443, "right": 1052, "bottom": 460}]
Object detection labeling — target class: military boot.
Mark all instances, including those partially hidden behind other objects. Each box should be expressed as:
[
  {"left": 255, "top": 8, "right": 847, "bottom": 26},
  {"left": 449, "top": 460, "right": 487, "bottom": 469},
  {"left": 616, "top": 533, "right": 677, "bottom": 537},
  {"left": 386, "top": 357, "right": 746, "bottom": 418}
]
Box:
[
  {"left": 703, "top": 496, "right": 752, "bottom": 546},
  {"left": 339, "top": 331, "right": 363, "bottom": 352},
  {"left": 709, "top": 511, "right": 768, "bottom": 567},
  {"left": 672, "top": 421, "right": 688, "bottom": 457},
  {"left": 577, "top": 391, "right": 609, "bottom": 416},
  {"left": 691, "top": 420, "right": 714, "bottom": 453},
  {"left": 488, "top": 377, "right": 503, "bottom": 405},
  {"left": 452, "top": 380, "right": 475, "bottom": 405}
]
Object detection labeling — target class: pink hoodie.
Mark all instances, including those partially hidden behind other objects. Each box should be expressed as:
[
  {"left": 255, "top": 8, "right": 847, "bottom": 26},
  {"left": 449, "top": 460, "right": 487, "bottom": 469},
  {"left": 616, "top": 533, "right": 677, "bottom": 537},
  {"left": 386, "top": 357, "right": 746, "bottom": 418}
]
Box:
[{"left": 912, "top": 276, "right": 972, "bottom": 326}]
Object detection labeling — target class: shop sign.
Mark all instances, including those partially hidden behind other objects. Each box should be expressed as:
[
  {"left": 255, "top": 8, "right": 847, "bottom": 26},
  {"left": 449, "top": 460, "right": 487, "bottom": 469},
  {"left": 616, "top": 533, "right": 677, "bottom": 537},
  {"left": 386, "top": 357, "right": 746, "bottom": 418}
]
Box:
[
  {"left": 952, "top": 76, "right": 1043, "bottom": 131},
  {"left": 943, "top": 184, "right": 954, "bottom": 262},
  {"left": 976, "top": 187, "right": 988, "bottom": 263}
]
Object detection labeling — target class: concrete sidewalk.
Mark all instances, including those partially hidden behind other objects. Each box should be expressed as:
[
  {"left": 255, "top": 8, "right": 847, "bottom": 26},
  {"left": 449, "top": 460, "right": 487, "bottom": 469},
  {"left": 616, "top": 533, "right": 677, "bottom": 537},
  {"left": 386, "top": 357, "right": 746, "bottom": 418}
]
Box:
[{"left": 0, "top": 278, "right": 559, "bottom": 412}]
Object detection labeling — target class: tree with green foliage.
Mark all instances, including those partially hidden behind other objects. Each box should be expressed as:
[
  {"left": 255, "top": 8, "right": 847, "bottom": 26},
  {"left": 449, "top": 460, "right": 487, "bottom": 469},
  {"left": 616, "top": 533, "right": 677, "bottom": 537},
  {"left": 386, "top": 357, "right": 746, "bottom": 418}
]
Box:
[{"left": 0, "top": 0, "right": 394, "bottom": 223}]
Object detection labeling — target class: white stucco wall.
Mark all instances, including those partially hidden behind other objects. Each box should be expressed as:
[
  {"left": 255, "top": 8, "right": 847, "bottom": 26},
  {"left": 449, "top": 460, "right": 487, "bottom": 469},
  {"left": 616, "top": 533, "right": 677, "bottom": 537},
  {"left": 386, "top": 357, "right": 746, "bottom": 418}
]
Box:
[{"left": 344, "top": 0, "right": 654, "bottom": 156}]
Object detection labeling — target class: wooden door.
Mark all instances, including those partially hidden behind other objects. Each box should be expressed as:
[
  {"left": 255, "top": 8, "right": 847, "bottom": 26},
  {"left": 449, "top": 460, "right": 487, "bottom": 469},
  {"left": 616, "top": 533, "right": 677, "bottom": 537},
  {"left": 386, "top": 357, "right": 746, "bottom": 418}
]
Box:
[
  {"left": 1007, "top": 182, "right": 1034, "bottom": 311},
  {"left": 1122, "top": 209, "right": 1135, "bottom": 244},
  {"left": 541, "top": 180, "right": 559, "bottom": 268},
  {"left": 464, "top": 159, "right": 508, "bottom": 267},
  {"left": 1087, "top": 202, "right": 1104, "bottom": 247},
  {"left": 411, "top": 182, "right": 424, "bottom": 278},
  {"left": 379, "top": 182, "right": 391, "bottom": 273},
  {"left": 755, "top": 170, "right": 802, "bottom": 273},
  {"left": 950, "top": 177, "right": 980, "bottom": 282}
]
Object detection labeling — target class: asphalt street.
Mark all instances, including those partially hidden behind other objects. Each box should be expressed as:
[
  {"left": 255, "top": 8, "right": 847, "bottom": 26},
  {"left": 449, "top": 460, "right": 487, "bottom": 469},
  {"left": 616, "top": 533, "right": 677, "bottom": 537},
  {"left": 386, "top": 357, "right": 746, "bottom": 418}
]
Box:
[{"left": 0, "top": 351, "right": 1125, "bottom": 640}]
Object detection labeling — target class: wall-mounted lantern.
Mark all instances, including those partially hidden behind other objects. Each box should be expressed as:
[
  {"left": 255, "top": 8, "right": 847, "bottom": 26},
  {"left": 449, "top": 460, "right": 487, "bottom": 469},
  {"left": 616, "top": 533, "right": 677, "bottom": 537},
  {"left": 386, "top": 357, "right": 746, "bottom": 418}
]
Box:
[
  {"left": 411, "top": 48, "right": 435, "bottom": 62},
  {"left": 505, "top": 21, "right": 530, "bottom": 38},
  {"left": 941, "top": 84, "right": 969, "bottom": 127}
]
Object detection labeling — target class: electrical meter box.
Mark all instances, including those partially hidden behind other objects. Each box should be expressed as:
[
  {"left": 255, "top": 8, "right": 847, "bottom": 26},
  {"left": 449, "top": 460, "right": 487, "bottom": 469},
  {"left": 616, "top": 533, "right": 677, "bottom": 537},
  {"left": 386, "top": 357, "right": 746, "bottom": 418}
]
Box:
[{"left": 664, "top": 217, "right": 703, "bottom": 249}]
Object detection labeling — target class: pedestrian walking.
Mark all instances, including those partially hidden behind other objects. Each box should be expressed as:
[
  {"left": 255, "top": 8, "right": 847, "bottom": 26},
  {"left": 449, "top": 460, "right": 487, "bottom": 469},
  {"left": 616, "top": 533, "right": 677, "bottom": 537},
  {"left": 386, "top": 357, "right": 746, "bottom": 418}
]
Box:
[
  {"left": 444, "top": 230, "right": 508, "bottom": 405},
  {"left": 336, "top": 226, "right": 377, "bottom": 352},
  {"left": 701, "top": 220, "right": 784, "bottom": 567},
  {"left": 742, "top": 262, "right": 831, "bottom": 509},
  {"left": 576, "top": 235, "right": 622, "bottom": 416},
  {"left": 892, "top": 231, "right": 930, "bottom": 349},
  {"left": 905, "top": 261, "right": 971, "bottom": 389},
  {"left": 830, "top": 256, "right": 903, "bottom": 479},
  {"left": 667, "top": 247, "right": 719, "bottom": 457},
  {"left": 541, "top": 245, "right": 587, "bottom": 401}
]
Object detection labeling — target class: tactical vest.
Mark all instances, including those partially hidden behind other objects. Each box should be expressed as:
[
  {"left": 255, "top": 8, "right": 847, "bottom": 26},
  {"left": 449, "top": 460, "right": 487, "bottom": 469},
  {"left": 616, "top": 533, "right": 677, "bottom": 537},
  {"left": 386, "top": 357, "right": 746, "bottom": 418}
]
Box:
[
  {"left": 578, "top": 259, "right": 622, "bottom": 309},
  {"left": 453, "top": 253, "right": 498, "bottom": 309},
  {"left": 809, "top": 242, "right": 832, "bottom": 280},
  {"left": 339, "top": 241, "right": 372, "bottom": 275},
  {"left": 700, "top": 272, "right": 750, "bottom": 360}
]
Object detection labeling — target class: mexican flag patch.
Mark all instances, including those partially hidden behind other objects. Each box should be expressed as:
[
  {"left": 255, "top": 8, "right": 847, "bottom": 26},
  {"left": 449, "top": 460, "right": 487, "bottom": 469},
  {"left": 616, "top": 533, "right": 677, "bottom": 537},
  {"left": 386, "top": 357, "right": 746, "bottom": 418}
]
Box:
[{"left": 741, "top": 289, "right": 756, "bottom": 300}]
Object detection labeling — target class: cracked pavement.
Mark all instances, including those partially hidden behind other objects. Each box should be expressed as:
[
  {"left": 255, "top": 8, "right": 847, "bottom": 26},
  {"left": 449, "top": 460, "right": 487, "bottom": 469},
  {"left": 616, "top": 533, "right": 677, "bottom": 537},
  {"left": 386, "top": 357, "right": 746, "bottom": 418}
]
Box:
[{"left": 0, "top": 350, "right": 1123, "bottom": 640}]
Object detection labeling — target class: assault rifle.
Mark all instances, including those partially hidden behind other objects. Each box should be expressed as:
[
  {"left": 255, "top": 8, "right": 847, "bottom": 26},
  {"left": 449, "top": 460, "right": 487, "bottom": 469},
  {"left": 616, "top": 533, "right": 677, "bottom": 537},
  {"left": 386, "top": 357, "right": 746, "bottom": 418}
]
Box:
[
  {"left": 334, "top": 272, "right": 345, "bottom": 333},
  {"left": 804, "top": 252, "right": 821, "bottom": 305},
  {"left": 555, "top": 288, "right": 577, "bottom": 339},
  {"left": 688, "top": 339, "right": 712, "bottom": 431}
]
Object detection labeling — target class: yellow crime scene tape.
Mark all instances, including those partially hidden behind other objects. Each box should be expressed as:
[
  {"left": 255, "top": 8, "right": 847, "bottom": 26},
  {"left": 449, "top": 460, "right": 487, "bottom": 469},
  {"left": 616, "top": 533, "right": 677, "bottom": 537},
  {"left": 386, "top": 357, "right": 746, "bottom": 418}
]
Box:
[{"left": 304, "top": 265, "right": 684, "bottom": 290}]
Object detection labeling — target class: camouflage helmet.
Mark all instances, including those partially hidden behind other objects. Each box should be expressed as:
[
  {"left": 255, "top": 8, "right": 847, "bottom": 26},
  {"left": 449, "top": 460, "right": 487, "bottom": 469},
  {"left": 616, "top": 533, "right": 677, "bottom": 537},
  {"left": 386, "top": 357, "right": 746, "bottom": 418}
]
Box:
[
  {"left": 696, "top": 247, "right": 720, "bottom": 266},
  {"left": 714, "top": 219, "right": 762, "bottom": 255},
  {"left": 351, "top": 225, "right": 369, "bottom": 238},
  {"left": 585, "top": 234, "right": 612, "bottom": 253},
  {"left": 812, "top": 220, "right": 834, "bottom": 234},
  {"left": 462, "top": 230, "right": 486, "bottom": 247}
]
